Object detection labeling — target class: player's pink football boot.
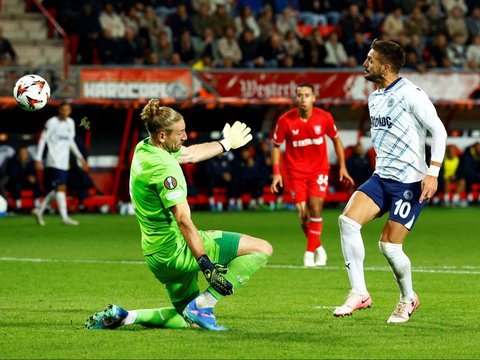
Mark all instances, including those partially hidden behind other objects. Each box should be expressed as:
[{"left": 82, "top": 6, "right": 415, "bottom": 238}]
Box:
[
  {"left": 333, "top": 291, "right": 372, "bottom": 317},
  {"left": 387, "top": 293, "right": 420, "bottom": 323}
]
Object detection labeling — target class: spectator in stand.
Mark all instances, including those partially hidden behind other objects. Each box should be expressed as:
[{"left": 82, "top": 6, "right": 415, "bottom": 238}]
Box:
[
  {"left": 99, "top": 2, "right": 125, "bottom": 39},
  {"left": 0, "top": 143, "right": 15, "bottom": 201},
  {"left": 441, "top": 144, "right": 461, "bottom": 206},
  {"left": 234, "top": 4, "right": 260, "bottom": 39},
  {"left": 447, "top": 32, "right": 468, "bottom": 69},
  {"left": 192, "top": 2, "right": 214, "bottom": 37},
  {"left": 446, "top": 6, "right": 469, "bottom": 44},
  {"left": 261, "top": 31, "right": 287, "bottom": 68},
  {"left": 192, "top": 26, "right": 219, "bottom": 62},
  {"left": 409, "top": 34, "right": 427, "bottom": 60},
  {"left": 98, "top": 28, "right": 120, "bottom": 64},
  {"left": 141, "top": 5, "right": 172, "bottom": 50},
  {"left": 7, "top": 146, "right": 42, "bottom": 211},
  {"left": 442, "top": 0, "right": 468, "bottom": 14},
  {"left": 298, "top": 0, "right": 328, "bottom": 26},
  {"left": 192, "top": 52, "right": 214, "bottom": 69},
  {"left": 346, "top": 32, "right": 371, "bottom": 67},
  {"left": 359, "top": 7, "right": 383, "bottom": 40},
  {"left": 210, "top": 3, "right": 235, "bottom": 38},
  {"left": 405, "top": 6, "right": 431, "bottom": 41},
  {"left": 235, "top": 0, "right": 264, "bottom": 16},
  {"left": 151, "top": 30, "right": 174, "bottom": 65},
  {"left": 301, "top": 27, "right": 327, "bottom": 67},
  {"left": 280, "top": 54, "right": 296, "bottom": 68},
  {"left": 169, "top": 52, "right": 184, "bottom": 66},
  {"left": 346, "top": 143, "right": 374, "bottom": 190},
  {"left": 174, "top": 29, "right": 197, "bottom": 66},
  {"left": 166, "top": 3, "right": 195, "bottom": 41},
  {"left": 466, "top": 34, "right": 480, "bottom": 69},
  {"left": 118, "top": 27, "right": 145, "bottom": 65},
  {"left": 404, "top": 49, "right": 428, "bottom": 73},
  {"left": 301, "top": 0, "right": 342, "bottom": 26},
  {"left": 233, "top": 146, "right": 264, "bottom": 210},
  {"left": 276, "top": 7, "right": 302, "bottom": 38},
  {"left": 427, "top": 33, "right": 453, "bottom": 68},
  {"left": 339, "top": 4, "right": 362, "bottom": 46},
  {"left": 219, "top": 56, "right": 236, "bottom": 68},
  {"left": 283, "top": 30, "right": 303, "bottom": 66},
  {"left": 466, "top": 6, "right": 480, "bottom": 38},
  {"left": 74, "top": 4, "right": 101, "bottom": 64},
  {"left": 324, "top": 31, "right": 349, "bottom": 68},
  {"left": 238, "top": 28, "right": 263, "bottom": 68},
  {"left": 145, "top": 51, "right": 162, "bottom": 66},
  {"left": 425, "top": 3, "right": 448, "bottom": 40},
  {"left": 217, "top": 25, "right": 242, "bottom": 66},
  {"left": 0, "top": 26, "right": 17, "bottom": 64},
  {"left": 454, "top": 141, "right": 480, "bottom": 206},
  {"left": 121, "top": 5, "right": 141, "bottom": 35},
  {"left": 272, "top": 0, "right": 300, "bottom": 14},
  {"left": 382, "top": 7, "right": 405, "bottom": 41},
  {"left": 257, "top": 4, "right": 275, "bottom": 42},
  {"left": 204, "top": 152, "right": 235, "bottom": 212}
]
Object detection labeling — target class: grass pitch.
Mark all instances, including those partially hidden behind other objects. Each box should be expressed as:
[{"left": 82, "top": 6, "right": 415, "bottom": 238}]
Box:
[{"left": 1, "top": 208, "right": 479, "bottom": 359}]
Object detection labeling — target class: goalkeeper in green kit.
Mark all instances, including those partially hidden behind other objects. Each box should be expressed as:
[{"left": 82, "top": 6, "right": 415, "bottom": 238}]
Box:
[{"left": 85, "top": 100, "right": 273, "bottom": 331}]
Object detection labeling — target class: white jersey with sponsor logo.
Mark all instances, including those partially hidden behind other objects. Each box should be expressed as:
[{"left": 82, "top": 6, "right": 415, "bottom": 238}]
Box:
[
  {"left": 35, "top": 116, "right": 82, "bottom": 171},
  {"left": 368, "top": 77, "right": 447, "bottom": 183}
]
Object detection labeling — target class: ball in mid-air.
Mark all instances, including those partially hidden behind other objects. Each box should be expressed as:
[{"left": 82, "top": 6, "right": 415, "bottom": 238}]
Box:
[{"left": 13, "top": 74, "right": 50, "bottom": 111}]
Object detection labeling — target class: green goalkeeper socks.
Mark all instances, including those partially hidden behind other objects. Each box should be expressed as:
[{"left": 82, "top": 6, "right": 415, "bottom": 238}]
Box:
[
  {"left": 135, "top": 307, "right": 189, "bottom": 329},
  {"left": 208, "top": 253, "right": 269, "bottom": 299}
]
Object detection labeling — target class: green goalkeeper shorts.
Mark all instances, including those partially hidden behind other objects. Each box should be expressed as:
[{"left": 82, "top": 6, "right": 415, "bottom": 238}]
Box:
[{"left": 144, "top": 230, "right": 240, "bottom": 312}]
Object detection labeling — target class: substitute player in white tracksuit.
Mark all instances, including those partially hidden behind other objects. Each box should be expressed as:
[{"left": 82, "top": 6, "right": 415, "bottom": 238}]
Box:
[
  {"left": 333, "top": 39, "right": 448, "bottom": 323},
  {"left": 33, "top": 103, "right": 87, "bottom": 226}
]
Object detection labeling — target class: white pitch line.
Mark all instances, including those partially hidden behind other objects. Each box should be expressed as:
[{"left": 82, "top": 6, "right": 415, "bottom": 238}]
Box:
[{"left": 1, "top": 257, "right": 480, "bottom": 275}]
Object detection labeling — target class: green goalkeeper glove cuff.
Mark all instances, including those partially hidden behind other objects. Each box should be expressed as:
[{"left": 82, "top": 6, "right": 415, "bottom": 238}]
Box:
[
  {"left": 219, "top": 121, "right": 253, "bottom": 152},
  {"left": 197, "top": 254, "right": 233, "bottom": 296}
]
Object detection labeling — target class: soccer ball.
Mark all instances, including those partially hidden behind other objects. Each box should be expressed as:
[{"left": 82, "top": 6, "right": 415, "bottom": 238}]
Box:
[{"left": 13, "top": 74, "right": 50, "bottom": 111}]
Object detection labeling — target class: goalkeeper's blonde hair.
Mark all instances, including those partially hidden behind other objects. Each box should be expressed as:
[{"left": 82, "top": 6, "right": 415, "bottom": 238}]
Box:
[{"left": 140, "top": 100, "right": 183, "bottom": 136}]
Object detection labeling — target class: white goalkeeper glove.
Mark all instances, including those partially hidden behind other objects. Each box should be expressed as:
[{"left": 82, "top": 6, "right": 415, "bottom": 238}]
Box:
[{"left": 219, "top": 121, "right": 253, "bottom": 152}]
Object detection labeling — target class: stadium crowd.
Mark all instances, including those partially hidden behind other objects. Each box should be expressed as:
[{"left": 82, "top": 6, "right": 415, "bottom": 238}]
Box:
[{"left": 11, "top": 0, "right": 477, "bottom": 70}]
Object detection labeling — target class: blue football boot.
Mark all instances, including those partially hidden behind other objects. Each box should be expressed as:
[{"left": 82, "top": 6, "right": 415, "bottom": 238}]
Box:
[
  {"left": 182, "top": 300, "right": 227, "bottom": 331},
  {"left": 85, "top": 304, "right": 128, "bottom": 330}
]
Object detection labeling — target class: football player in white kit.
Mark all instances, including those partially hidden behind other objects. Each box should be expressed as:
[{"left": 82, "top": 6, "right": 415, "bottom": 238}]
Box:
[
  {"left": 33, "top": 103, "right": 88, "bottom": 226},
  {"left": 333, "top": 40, "right": 447, "bottom": 323}
]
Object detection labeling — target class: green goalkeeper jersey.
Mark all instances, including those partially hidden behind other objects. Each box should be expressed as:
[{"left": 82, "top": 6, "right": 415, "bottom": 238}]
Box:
[{"left": 130, "top": 138, "right": 187, "bottom": 256}]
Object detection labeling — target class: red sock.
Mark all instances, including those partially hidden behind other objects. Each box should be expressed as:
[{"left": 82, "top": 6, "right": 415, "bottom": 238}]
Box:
[
  {"left": 306, "top": 218, "right": 323, "bottom": 252},
  {"left": 301, "top": 221, "right": 309, "bottom": 236}
]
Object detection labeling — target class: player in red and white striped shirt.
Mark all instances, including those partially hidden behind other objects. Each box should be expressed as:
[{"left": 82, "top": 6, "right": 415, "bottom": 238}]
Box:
[{"left": 271, "top": 83, "right": 353, "bottom": 267}]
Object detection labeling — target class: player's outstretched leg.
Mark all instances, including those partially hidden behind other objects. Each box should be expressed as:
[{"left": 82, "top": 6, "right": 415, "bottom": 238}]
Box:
[
  {"left": 85, "top": 304, "right": 128, "bottom": 329},
  {"left": 85, "top": 305, "right": 189, "bottom": 329}
]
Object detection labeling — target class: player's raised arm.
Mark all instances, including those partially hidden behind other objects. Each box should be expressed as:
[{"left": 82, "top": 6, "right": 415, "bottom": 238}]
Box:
[{"left": 178, "top": 121, "right": 252, "bottom": 164}]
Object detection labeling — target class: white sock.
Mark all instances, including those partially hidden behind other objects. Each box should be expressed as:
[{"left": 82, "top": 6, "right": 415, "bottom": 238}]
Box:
[
  {"left": 379, "top": 241, "right": 414, "bottom": 302},
  {"left": 38, "top": 190, "right": 55, "bottom": 214},
  {"left": 339, "top": 214, "right": 368, "bottom": 294},
  {"left": 195, "top": 291, "right": 218, "bottom": 309},
  {"left": 121, "top": 310, "right": 137, "bottom": 326},
  {"left": 55, "top": 191, "right": 68, "bottom": 220}
]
